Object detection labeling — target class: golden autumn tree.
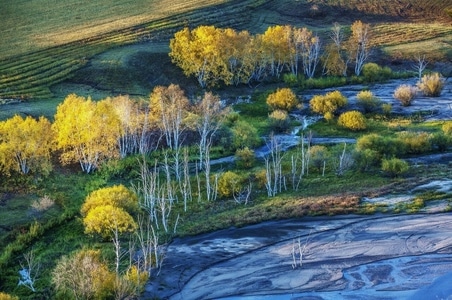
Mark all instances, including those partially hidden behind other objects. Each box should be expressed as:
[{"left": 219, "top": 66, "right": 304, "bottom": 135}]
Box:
[
  {"left": 52, "top": 94, "right": 121, "bottom": 173},
  {"left": 84, "top": 205, "right": 137, "bottom": 274},
  {"left": 0, "top": 115, "right": 53, "bottom": 176},
  {"left": 220, "top": 28, "right": 254, "bottom": 86},
  {"left": 81, "top": 184, "right": 139, "bottom": 217},
  {"left": 81, "top": 185, "right": 138, "bottom": 274},
  {"left": 170, "top": 26, "right": 231, "bottom": 87},
  {"left": 261, "top": 25, "right": 292, "bottom": 78}
]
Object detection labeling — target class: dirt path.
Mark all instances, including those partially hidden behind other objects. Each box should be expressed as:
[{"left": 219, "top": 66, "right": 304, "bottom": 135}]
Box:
[{"left": 143, "top": 213, "right": 452, "bottom": 300}]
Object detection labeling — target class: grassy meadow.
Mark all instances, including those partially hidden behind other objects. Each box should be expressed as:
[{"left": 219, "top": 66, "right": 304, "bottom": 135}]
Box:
[{"left": 0, "top": 0, "right": 452, "bottom": 298}]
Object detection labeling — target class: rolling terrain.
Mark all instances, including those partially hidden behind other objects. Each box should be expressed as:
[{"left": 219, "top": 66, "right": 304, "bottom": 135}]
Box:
[{"left": 0, "top": 0, "right": 450, "bottom": 101}]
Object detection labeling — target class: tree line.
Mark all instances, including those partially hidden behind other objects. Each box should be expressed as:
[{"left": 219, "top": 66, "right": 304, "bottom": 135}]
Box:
[{"left": 169, "top": 21, "right": 371, "bottom": 87}]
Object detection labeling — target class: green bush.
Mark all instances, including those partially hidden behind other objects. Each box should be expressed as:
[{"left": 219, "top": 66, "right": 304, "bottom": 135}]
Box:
[
  {"left": 356, "top": 90, "right": 381, "bottom": 113},
  {"left": 235, "top": 147, "right": 256, "bottom": 169},
  {"left": 381, "top": 103, "right": 392, "bottom": 116},
  {"left": 310, "top": 90, "right": 347, "bottom": 119},
  {"left": 381, "top": 157, "right": 409, "bottom": 177},
  {"left": 396, "top": 131, "right": 431, "bottom": 154},
  {"left": 354, "top": 148, "right": 380, "bottom": 171},
  {"left": 393, "top": 84, "right": 417, "bottom": 106},
  {"left": 338, "top": 111, "right": 367, "bottom": 131},
  {"left": 268, "top": 109, "right": 290, "bottom": 133},
  {"left": 282, "top": 73, "right": 301, "bottom": 87},
  {"left": 218, "top": 171, "right": 242, "bottom": 198},
  {"left": 362, "top": 63, "right": 392, "bottom": 82},
  {"left": 231, "top": 120, "right": 261, "bottom": 150},
  {"left": 417, "top": 73, "right": 444, "bottom": 97},
  {"left": 308, "top": 145, "right": 329, "bottom": 172},
  {"left": 430, "top": 132, "right": 451, "bottom": 152},
  {"left": 356, "top": 134, "right": 406, "bottom": 159}
]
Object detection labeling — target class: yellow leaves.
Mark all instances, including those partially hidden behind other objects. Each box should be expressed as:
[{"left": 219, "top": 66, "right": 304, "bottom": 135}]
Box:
[
  {"left": 310, "top": 90, "right": 348, "bottom": 118},
  {"left": 84, "top": 204, "right": 137, "bottom": 238},
  {"left": 0, "top": 114, "right": 53, "bottom": 175},
  {"left": 52, "top": 93, "right": 121, "bottom": 173},
  {"left": 266, "top": 88, "right": 300, "bottom": 111},
  {"left": 81, "top": 184, "right": 138, "bottom": 217}
]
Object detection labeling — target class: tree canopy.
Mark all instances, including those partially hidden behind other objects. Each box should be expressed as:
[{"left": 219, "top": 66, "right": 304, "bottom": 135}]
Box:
[{"left": 0, "top": 115, "right": 53, "bottom": 176}]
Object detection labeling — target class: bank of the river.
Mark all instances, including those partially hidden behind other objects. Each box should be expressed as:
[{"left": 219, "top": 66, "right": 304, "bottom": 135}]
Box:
[{"left": 144, "top": 212, "right": 452, "bottom": 300}]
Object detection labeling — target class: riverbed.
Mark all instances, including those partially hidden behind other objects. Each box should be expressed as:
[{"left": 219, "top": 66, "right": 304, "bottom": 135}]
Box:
[{"left": 143, "top": 212, "right": 452, "bottom": 300}]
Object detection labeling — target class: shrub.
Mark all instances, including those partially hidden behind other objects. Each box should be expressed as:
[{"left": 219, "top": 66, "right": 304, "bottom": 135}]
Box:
[
  {"left": 338, "top": 111, "right": 367, "bottom": 131},
  {"left": 362, "top": 63, "right": 392, "bottom": 82},
  {"left": 282, "top": 73, "right": 300, "bottom": 87},
  {"left": 266, "top": 88, "right": 300, "bottom": 111},
  {"left": 381, "top": 103, "right": 392, "bottom": 116},
  {"left": 231, "top": 120, "right": 261, "bottom": 150},
  {"left": 268, "top": 109, "right": 290, "bottom": 132},
  {"left": 430, "top": 132, "right": 451, "bottom": 152},
  {"left": 393, "top": 84, "right": 417, "bottom": 106},
  {"left": 310, "top": 90, "right": 347, "bottom": 119},
  {"left": 356, "top": 134, "right": 406, "bottom": 159},
  {"left": 218, "top": 171, "right": 242, "bottom": 198},
  {"left": 235, "top": 147, "right": 256, "bottom": 169},
  {"left": 381, "top": 157, "right": 409, "bottom": 177},
  {"left": 354, "top": 148, "right": 380, "bottom": 171},
  {"left": 356, "top": 90, "right": 381, "bottom": 113},
  {"left": 0, "top": 293, "right": 18, "bottom": 300},
  {"left": 30, "top": 195, "right": 55, "bottom": 213},
  {"left": 308, "top": 145, "right": 329, "bottom": 172},
  {"left": 417, "top": 73, "right": 444, "bottom": 97},
  {"left": 396, "top": 131, "right": 431, "bottom": 154},
  {"left": 442, "top": 122, "right": 452, "bottom": 135}
]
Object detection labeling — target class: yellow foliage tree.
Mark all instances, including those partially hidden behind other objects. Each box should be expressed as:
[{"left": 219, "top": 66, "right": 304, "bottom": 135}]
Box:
[
  {"left": 170, "top": 26, "right": 231, "bottom": 87},
  {"left": 81, "top": 184, "right": 139, "bottom": 217},
  {"left": 261, "top": 25, "right": 291, "bottom": 78},
  {"left": 266, "top": 88, "right": 299, "bottom": 111},
  {"left": 52, "top": 94, "right": 121, "bottom": 173},
  {"left": 0, "top": 115, "right": 53, "bottom": 176},
  {"left": 84, "top": 204, "right": 137, "bottom": 274}
]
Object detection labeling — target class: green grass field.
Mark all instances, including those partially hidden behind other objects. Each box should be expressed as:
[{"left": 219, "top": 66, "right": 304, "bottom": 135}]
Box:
[{"left": 0, "top": 0, "right": 450, "bottom": 101}]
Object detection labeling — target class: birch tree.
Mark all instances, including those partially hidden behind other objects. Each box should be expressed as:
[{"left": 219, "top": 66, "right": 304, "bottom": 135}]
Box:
[
  {"left": 296, "top": 27, "right": 321, "bottom": 78},
  {"left": 264, "top": 135, "right": 285, "bottom": 197},
  {"left": 350, "top": 20, "right": 371, "bottom": 76},
  {"left": 150, "top": 84, "right": 189, "bottom": 180},
  {"left": 110, "top": 96, "right": 156, "bottom": 157},
  {"left": 52, "top": 94, "right": 121, "bottom": 173},
  {"left": 0, "top": 115, "right": 53, "bottom": 176},
  {"left": 322, "top": 22, "right": 349, "bottom": 76},
  {"left": 261, "top": 25, "right": 291, "bottom": 78},
  {"left": 83, "top": 205, "right": 137, "bottom": 274}
]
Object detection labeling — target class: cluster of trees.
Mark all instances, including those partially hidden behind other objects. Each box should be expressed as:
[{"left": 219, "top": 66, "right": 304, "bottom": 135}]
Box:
[
  {"left": 0, "top": 85, "right": 264, "bottom": 177},
  {"left": 169, "top": 21, "right": 371, "bottom": 87}
]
